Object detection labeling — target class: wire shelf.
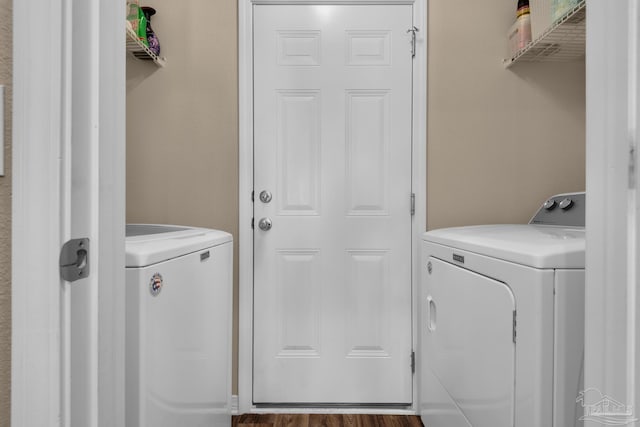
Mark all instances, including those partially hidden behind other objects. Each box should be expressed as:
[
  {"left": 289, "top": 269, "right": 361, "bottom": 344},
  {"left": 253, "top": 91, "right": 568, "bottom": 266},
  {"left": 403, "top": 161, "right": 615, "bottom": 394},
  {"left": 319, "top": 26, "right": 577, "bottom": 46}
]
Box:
[
  {"left": 504, "top": 0, "right": 585, "bottom": 68},
  {"left": 126, "top": 26, "right": 166, "bottom": 67}
]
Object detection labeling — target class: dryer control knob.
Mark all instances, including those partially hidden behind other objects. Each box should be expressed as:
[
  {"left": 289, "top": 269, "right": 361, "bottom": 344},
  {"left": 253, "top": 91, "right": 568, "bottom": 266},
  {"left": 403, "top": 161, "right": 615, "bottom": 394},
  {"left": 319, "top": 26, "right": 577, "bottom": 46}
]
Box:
[
  {"left": 559, "top": 198, "right": 573, "bottom": 210},
  {"left": 543, "top": 199, "right": 557, "bottom": 210}
]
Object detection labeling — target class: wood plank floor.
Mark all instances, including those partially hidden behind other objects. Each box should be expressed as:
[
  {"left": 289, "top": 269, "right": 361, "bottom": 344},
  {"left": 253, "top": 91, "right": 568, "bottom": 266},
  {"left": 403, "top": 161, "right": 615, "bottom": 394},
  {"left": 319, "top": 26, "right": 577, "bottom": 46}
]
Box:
[{"left": 232, "top": 414, "right": 424, "bottom": 427}]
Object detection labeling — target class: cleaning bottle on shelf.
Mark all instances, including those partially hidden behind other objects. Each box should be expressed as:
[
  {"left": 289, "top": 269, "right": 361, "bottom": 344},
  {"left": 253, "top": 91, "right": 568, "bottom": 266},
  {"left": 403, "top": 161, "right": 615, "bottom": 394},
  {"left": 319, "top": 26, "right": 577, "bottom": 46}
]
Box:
[
  {"left": 126, "top": 0, "right": 140, "bottom": 33},
  {"left": 552, "top": 0, "right": 580, "bottom": 23},
  {"left": 141, "top": 7, "right": 160, "bottom": 56},
  {"left": 136, "top": 5, "right": 148, "bottom": 47},
  {"left": 508, "top": 0, "right": 532, "bottom": 56}
]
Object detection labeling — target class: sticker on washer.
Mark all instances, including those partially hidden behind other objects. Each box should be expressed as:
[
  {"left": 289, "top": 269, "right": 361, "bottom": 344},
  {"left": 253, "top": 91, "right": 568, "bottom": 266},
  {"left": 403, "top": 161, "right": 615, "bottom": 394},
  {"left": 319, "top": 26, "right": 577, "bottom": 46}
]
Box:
[{"left": 149, "top": 273, "right": 163, "bottom": 297}]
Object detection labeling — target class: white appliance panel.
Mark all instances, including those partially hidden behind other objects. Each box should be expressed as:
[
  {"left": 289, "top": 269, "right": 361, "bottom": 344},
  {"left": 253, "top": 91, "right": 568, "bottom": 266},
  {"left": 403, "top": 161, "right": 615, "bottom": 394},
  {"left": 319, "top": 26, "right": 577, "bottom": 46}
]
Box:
[
  {"left": 425, "top": 257, "right": 516, "bottom": 427},
  {"left": 421, "top": 240, "right": 556, "bottom": 427},
  {"left": 420, "top": 193, "right": 585, "bottom": 427},
  {"left": 125, "top": 224, "right": 232, "bottom": 267},
  {"left": 553, "top": 269, "right": 585, "bottom": 427},
  {"left": 126, "top": 241, "right": 232, "bottom": 427},
  {"left": 423, "top": 225, "right": 585, "bottom": 269},
  {"left": 421, "top": 367, "right": 473, "bottom": 427}
]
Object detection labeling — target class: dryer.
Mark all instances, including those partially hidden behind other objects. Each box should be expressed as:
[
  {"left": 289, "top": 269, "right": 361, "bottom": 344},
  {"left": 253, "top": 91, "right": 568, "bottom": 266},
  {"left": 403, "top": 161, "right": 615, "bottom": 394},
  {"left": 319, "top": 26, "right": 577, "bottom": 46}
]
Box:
[{"left": 420, "top": 193, "right": 585, "bottom": 427}]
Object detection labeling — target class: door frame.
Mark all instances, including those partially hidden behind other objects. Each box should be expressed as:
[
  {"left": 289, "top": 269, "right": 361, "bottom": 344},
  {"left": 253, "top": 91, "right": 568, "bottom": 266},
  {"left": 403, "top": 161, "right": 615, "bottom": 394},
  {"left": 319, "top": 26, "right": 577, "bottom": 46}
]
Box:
[
  {"left": 584, "top": 0, "right": 640, "bottom": 422},
  {"left": 11, "top": 0, "right": 125, "bottom": 425},
  {"left": 238, "top": 0, "right": 427, "bottom": 413}
]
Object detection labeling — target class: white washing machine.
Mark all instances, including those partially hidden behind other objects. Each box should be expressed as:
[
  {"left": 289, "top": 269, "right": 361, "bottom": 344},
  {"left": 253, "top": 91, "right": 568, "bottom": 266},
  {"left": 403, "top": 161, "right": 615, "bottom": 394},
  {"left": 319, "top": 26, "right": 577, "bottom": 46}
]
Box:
[
  {"left": 420, "top": 193, "right": 585, "bottom": 427},
  {"left": 125, "top": 224, "right": 233, "bottom": 427}
]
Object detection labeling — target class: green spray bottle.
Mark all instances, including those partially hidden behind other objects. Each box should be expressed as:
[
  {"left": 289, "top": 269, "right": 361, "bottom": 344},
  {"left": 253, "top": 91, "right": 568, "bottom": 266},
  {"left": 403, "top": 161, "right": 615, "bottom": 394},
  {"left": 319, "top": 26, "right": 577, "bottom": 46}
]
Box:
[{"left": 136, "top": 5, "right": 148, "bottom": 47}]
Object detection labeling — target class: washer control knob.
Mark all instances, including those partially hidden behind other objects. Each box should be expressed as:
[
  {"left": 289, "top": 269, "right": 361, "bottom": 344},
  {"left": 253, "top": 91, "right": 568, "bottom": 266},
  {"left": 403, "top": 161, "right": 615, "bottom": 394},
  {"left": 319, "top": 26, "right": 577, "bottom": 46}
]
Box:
[
  {"left": 559, "top": 198, "right": 573, "bottom": 210},
  {"left": 543, "top": 199, "right": 557, "bottom": 210}
]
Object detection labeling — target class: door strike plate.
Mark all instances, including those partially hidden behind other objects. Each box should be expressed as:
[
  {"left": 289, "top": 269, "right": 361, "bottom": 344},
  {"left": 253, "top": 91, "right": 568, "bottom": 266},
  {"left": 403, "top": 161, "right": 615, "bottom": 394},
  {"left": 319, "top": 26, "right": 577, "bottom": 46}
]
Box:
[{"left": 59, "top": 238, "right": 90, "bottom": 282}]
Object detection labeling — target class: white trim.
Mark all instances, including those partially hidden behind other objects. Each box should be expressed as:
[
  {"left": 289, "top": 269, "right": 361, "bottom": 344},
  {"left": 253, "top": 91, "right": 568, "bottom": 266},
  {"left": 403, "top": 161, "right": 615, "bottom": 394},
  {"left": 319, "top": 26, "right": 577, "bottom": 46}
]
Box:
[
  {"left": 238, "top": 0, "right": 427, "bottom": 413},
  {"left": 252, "top": 0, "right": 415, "bottom": 4},
  {"left": 238, "top": 0, "right": 255, "bottom": 415},
  {"left": 12, "top": 0, "right": 125, "bottom": 425},
  {"left": 410, "top": 0, "right": 427, "bottom": 411},
  {"left": 625, "top": 0, "right": 639, "bottom": 418},
  {"left": 96, "top": 0, "right": 127, "bottom": 424},
  {"left": 0, "top": 85, "right": 4, "bottom": 177},
  {"left": 585, "top": 0, "right": 640, "bottom": 422},
  {"left": 231, "top": 395, "right": 240, "bottom": 415},
  {"left": 12, "top": 0, "right": 64, "bottom": 424}
]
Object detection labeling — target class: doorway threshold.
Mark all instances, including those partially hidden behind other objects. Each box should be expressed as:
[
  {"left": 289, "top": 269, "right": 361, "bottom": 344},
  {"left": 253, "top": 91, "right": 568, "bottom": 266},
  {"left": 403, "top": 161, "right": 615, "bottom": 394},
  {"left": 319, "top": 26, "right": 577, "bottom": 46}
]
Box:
[{"left": 251, "top": 403, "right": 415, "bottom": 415}]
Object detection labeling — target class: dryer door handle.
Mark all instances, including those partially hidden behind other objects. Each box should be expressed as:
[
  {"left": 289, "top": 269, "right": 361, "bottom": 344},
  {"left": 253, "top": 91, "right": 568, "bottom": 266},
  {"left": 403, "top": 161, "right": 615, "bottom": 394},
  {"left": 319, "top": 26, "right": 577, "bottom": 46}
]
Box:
[{"left": 427, "top": 296, "right": 437, "bottom": 332}]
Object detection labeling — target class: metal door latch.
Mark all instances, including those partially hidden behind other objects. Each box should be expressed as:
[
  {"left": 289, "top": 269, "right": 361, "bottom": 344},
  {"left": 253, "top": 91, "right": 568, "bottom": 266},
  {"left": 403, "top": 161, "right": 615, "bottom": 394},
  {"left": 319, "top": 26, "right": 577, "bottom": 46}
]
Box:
[
  {"left": 59, "top": 238, "right": 90, "bottom": 282},
  {"left": 407, "top": 26, "right": 419, "bottom": 58}
]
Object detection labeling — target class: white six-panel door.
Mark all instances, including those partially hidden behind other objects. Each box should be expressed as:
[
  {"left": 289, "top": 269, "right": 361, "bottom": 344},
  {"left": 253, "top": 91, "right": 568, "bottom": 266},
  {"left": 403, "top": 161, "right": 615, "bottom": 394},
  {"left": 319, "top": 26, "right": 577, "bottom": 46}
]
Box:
[{"left": 253, "top": 4, "right": 414, "bottom": 404}]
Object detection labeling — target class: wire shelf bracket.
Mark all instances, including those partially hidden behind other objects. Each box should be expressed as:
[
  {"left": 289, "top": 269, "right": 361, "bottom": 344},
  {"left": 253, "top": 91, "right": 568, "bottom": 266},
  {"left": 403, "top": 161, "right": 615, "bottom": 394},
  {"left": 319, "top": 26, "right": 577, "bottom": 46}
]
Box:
[{"left": 126, "top": 26, "right": 167, "bottom": 67}]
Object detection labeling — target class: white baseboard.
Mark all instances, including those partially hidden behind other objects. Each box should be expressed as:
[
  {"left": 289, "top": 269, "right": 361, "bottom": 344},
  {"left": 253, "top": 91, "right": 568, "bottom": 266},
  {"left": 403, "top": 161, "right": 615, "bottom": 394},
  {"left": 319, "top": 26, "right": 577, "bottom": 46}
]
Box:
[{"left": 231, "top": 395, "right": 239, "bottom": 415}]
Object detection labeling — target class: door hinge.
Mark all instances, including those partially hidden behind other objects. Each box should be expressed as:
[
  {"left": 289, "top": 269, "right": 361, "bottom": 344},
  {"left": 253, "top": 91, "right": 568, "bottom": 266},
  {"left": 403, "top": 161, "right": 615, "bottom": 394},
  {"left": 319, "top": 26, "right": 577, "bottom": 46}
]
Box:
[
  {"left": 407, "top": 26, "right": 419, "bottom": 58},
  {"left": 410, "top": 193, "right": 415, "bottom": 216},
  {"left": 59, "top": 238, "right": 90, "bottom": 282},
  {"left": 251, "top": 190, "right": 255, "bottom": 202},
  {"left": 410, "top": 351, "right": 416, "bottom": 374},
  {"left": 513, "top": 310, "right": 517, "bottom": 343},
  {"left": 629, "top": 144, "right": 636, "bottom": 189},
  {"left": 251, "top": 218, "right": 255, "bottom": 229}
]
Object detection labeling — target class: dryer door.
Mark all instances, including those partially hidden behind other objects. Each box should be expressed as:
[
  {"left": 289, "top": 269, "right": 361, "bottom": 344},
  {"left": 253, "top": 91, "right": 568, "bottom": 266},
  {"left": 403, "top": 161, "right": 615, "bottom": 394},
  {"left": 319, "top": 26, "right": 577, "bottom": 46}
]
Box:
[{"left": 423, "top": 257, "right": 516, "bottom": 427}]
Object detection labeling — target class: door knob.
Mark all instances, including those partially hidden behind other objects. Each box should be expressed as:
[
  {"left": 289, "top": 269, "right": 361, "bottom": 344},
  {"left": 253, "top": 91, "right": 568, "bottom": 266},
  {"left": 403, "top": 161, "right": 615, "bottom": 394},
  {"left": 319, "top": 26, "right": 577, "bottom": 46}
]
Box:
[
  {"left": 258, "top": 217, "right": 272, "bottom": 231},
  {"left": 259, "top": 190, "right": 272, "bottom": 203}
]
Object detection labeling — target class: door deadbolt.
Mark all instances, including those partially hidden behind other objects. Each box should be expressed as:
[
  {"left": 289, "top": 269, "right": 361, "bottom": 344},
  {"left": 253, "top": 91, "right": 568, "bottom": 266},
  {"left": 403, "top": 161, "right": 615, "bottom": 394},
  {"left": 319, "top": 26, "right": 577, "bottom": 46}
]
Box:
[
  {"left": 258, "top": 217, "right": 273, "bottom": 231},
  {"left": 259, "top": 190, "right": 272, "bottom": 204}
]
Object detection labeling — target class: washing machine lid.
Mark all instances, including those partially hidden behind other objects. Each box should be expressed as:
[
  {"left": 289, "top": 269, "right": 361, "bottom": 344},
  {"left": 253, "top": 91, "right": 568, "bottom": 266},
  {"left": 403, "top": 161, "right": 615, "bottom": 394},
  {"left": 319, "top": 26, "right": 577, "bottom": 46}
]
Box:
[
  {"left": 423, "top": 224, "right": 585, "bottom": 269},
  {"left": 125, "top": 224, "right": 232, "bottom": 267}
]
